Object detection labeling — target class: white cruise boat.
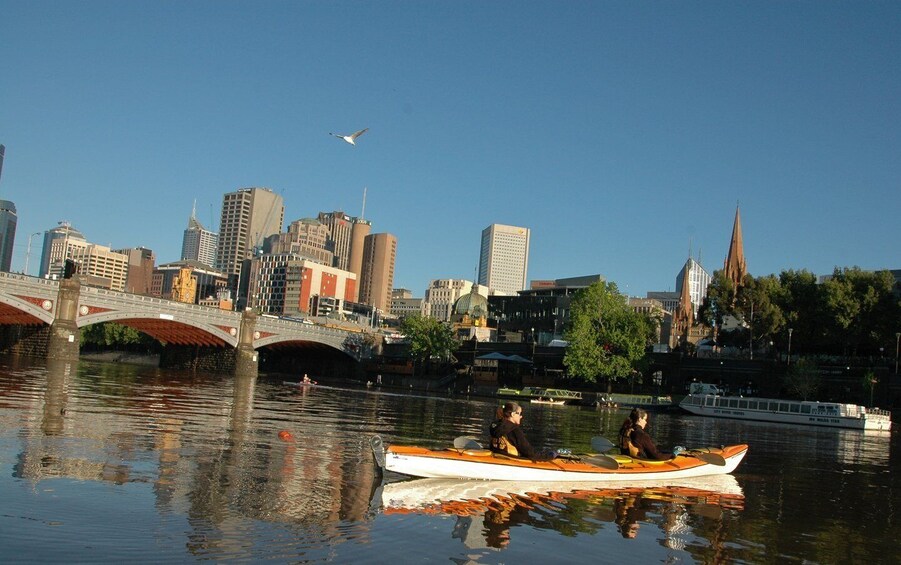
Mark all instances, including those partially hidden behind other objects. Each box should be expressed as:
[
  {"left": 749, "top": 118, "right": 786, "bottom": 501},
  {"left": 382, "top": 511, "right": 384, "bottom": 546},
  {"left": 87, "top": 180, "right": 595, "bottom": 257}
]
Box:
[{"left": 680, "top": 393, "right": 892, "bottom": 431}]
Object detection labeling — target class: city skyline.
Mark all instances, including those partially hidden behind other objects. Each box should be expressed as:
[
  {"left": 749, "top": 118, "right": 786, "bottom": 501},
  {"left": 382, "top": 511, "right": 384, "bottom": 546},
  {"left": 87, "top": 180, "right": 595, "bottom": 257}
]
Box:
[{"left": 2, "top": 3, "right": 899, "bottom": 297}]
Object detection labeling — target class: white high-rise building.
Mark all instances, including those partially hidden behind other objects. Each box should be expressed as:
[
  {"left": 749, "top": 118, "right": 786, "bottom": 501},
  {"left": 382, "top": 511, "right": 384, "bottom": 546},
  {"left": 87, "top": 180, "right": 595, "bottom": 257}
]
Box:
[
  {"left": 477, "top": 223, "right": 530, "bottom": 295},
  {"left": 181, "top": 204, "right": 218, "bottom": 268},
  {"left": 674, "top": 257, "right": 711, "bottom": 316}
]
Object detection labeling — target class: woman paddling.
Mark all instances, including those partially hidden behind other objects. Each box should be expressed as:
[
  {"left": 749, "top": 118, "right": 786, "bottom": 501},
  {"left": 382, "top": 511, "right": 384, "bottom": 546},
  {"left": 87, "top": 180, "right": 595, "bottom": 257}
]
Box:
[
  {"left": 619, "top": 407, "right": 683, "bottom": 460},
  {"left": 489, "top": 402, "right": 556, "bottom": 461}
]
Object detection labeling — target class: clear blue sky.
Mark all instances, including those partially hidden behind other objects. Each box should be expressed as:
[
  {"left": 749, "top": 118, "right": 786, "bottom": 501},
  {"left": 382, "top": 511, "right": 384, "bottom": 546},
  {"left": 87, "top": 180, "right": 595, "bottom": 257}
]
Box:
[{"left": 2, "top": 2, "right": 899, "bottom": 296}]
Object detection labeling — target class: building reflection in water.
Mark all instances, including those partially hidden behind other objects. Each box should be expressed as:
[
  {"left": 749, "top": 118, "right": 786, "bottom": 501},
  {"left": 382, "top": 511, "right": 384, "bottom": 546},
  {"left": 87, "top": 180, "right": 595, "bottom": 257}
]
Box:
[{"left": 378, "top": 476, "right": 745, "bottom": 554}]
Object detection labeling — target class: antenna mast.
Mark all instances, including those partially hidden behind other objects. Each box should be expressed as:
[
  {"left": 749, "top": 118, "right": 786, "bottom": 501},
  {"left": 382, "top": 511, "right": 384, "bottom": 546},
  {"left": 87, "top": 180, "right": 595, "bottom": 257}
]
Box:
[{"left": 361, "top": 187, "right": 367, "bottom": 219}]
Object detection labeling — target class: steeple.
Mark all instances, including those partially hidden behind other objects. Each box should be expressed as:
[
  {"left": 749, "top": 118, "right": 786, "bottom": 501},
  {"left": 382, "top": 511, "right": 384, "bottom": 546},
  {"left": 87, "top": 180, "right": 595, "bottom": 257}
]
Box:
[
  {"left": 672, "top": 257, "right": 694, "bottom": 347},
  {"left": 723, "top": 206, "right": 747, "bottom": 292}
]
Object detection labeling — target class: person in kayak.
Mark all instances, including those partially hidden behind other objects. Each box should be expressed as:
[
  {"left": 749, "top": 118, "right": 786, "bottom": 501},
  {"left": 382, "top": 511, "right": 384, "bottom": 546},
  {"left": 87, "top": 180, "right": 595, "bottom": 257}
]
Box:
[
  {"left": 489, "top": 402, "right": 557, "bottom": 461},
  {"left": 618, "top": 407, "right": 683, "bottom": 460}
]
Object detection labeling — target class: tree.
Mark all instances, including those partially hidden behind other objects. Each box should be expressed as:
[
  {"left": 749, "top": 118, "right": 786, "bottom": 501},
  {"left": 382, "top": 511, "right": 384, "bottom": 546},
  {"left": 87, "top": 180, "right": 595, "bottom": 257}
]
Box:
[
  {"left": 399, "top": 315, "right": 459, "bottom": 375},
  {"left": 80, "top": 322, "right": 157, "bottom": 350},
  {"left": 563, "top": 281, "right": 653, "bottom": 387},
  {"left": 783, "top": 359, "right": 821, "bottom": 401}
]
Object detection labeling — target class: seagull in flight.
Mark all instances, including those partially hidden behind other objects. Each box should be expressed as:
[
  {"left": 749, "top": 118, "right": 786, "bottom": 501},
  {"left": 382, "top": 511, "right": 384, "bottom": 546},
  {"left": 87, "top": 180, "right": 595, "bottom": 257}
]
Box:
[{"left": 329, "top": 128, "right": 369, "bottom": 146}]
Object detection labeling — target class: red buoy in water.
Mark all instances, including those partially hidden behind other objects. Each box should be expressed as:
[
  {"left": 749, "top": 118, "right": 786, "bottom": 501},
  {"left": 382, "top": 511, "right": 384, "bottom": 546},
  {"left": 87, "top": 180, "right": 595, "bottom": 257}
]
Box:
[{"left": 278, "top": 430, "right": 294, "bottom": 441}]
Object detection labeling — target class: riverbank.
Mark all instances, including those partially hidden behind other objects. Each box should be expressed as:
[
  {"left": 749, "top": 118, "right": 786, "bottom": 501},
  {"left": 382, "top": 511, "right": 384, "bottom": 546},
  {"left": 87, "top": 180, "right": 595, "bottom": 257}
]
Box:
[{"left": 80, "top": 351, "right": 160, "bottom": 366}]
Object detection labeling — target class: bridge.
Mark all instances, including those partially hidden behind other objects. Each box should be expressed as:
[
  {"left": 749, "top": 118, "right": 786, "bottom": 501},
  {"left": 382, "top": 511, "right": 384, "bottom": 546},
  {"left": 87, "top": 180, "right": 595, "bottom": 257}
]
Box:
[{"left": 0, "top": 272, "right": 375, "bottom": 377}]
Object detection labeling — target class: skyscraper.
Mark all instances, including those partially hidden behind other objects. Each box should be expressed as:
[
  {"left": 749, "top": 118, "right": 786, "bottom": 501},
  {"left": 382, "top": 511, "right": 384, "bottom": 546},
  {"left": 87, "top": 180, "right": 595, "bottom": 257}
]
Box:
[
  {"left": 39, "top": 222, "right": 86, "bottom": 278},
  {"left": 477, "top": 223, "right": 530, "bottom": 294},
  {"left": 674, "top": 257, "right": 711, "bottom": 315},
  {"left": 181, "top": 203, "right": 218, "bottom": 268},
  {"left": 215, "top": 187, "right": 284, "bottom": 302},
  {"left": 360, "top": 233, "right": 396, "bottom": 312},
  {"left": 0, "top": 200, "right": 17, "bottom": 273}
]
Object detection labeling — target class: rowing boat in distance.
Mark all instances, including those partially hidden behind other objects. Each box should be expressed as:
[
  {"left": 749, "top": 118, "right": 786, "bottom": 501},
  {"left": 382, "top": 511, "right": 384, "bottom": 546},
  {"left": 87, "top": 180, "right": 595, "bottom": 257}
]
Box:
[
  {"left": 370, "top": 436, "right": 748, "bottom": 482},
  {"left": 680, "top": 391, "right": 892, "bottom": 431}
]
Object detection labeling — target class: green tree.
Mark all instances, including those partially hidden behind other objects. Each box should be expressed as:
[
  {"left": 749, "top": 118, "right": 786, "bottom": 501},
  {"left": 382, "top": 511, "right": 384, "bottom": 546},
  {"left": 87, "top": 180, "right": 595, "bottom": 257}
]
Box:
[
  {"left": 81, "top": 322, "right": 156, "bottom": 349},
  {"left": 399, "top": 315, "right": 459, "bottom": 375},
  {"left": 563, "top": 281, "right": 652, "bottom": 387},
  {"left": 783, "top": 359, "right": 821, "bottom": 400},
  {"left": 697, "top": 270, "right": 737, "bottom": 332},
  {"left": 737, "top": 274, "right": 785, "bottom": 351}
]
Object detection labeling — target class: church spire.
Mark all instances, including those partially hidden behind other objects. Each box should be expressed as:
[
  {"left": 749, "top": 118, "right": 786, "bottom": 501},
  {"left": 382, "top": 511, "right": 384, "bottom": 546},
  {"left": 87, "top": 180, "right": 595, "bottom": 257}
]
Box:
[
  {"left": 723, "top": 206, "right": 747, "bottom": 292},
  {"left": 672, "top": 257, "right": 694, "bottom": 348}
]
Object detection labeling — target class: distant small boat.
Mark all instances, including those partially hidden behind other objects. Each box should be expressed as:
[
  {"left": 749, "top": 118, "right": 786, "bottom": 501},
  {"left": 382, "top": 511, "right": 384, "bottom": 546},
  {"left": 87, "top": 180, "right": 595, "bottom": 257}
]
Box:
[{"left": 531, "top": 397, "right": 566, "bottom": 405}]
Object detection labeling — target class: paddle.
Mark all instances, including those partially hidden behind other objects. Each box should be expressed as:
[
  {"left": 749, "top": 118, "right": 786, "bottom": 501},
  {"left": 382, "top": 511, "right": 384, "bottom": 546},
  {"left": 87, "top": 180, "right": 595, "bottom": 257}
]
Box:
[
  {"left": 591, "top": 436, "right": 616, "bottom": 453},
  {"left": 683, "top": 450, "right": 726, "bottom": 466},
  {"left": 592, "top": 435, "right": 725, "bottom": 465},
  {"left": 453, "top": 436, "right": 484, "bottom": 449}
]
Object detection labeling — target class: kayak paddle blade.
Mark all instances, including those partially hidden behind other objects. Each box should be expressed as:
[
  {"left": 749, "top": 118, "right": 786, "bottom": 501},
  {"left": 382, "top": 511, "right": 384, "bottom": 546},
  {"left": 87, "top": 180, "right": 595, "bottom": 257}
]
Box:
[
  {"left": 590, "top": 436, "right": 615, "bottom": 453},
  {"left": 453, "top": 436, "right": 483, "bottom": 449},
  {"left": 582, "top": 454, "right": 620, "bottom": 470}
]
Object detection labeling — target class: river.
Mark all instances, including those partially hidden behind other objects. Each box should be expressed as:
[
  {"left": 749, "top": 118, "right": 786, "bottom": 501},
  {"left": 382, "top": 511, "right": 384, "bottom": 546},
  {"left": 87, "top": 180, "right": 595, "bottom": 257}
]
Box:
[{"left": 0, "top": 356, "right": 898, "bottom": 563}]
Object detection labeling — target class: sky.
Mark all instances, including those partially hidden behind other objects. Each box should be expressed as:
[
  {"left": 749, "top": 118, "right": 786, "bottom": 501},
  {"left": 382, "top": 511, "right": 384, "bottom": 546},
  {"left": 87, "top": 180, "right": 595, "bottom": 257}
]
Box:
[{"left": 1, "top": 2, "right": 899, "bottom": 297}]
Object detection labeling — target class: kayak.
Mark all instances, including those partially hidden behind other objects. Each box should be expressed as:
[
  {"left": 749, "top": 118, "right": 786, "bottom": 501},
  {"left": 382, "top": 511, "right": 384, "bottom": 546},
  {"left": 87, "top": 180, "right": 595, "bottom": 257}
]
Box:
[
  {"left": 371, "top": 436, "right": 747, "bottom": 482},
  {"left": 379, "top": 474, "right": 745, "bottom": 515}
]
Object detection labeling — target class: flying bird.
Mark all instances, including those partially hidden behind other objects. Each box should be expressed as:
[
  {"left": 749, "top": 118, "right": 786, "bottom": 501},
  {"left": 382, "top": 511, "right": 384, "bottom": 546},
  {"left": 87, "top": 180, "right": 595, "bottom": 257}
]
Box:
[{"left": 329, "top": 128, "right": 369, "bottom": 146}]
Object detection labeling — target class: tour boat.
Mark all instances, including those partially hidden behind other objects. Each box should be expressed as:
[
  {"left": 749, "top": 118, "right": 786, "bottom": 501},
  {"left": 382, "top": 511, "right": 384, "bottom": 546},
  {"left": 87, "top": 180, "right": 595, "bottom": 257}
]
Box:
[
  {"left": 679, "top": 393, "right": 892, "bottom": 431},
  {"left": 497, "top": 387, "right": 583, "bottom": 403},
  {"left": 370, "top": 436, "right": 747, "bottom": 482}
]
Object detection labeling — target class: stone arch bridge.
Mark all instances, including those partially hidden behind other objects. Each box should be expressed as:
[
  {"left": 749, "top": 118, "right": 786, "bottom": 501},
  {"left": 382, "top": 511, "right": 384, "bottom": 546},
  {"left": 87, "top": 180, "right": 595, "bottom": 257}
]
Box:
[{"left": 0, "top": 272, "right": 373, "bottom": 377}]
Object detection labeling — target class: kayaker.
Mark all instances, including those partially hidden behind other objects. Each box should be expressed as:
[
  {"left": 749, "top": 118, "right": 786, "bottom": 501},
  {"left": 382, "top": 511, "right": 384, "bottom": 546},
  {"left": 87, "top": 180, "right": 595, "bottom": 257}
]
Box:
[
  {"left": 619, "top": 407, "right": 683, "bottom": 460},
  {"left": 489, "top": 402, "right": 557, "bottom": 461}
]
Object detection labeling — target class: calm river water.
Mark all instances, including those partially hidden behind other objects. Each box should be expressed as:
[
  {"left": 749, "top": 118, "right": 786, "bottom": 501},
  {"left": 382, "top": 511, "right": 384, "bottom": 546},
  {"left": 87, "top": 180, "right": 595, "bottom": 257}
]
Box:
[{"left": 1, "top": 356, "right": 899, "bottom": 563}]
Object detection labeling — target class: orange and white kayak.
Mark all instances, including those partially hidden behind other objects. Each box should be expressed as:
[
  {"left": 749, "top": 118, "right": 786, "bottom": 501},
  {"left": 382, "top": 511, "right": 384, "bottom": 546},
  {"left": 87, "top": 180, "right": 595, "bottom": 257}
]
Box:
[{"left": 371, "top": 437, "right": 747, "bottom": 482}]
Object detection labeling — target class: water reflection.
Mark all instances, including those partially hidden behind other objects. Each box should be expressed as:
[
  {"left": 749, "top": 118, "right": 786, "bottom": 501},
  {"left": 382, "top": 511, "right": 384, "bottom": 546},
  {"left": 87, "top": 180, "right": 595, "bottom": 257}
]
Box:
[
  {"left": 379, "top": 475, "right": 744, "bottom": 550},
  {"left": 1, "top": 360, "right": 898, "bottom": 563}
]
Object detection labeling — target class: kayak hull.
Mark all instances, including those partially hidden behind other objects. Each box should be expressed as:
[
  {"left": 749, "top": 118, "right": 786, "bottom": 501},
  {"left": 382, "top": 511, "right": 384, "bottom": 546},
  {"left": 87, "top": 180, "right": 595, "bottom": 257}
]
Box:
[{"left": 381, "top": 443, "right": 747, "bottom": 482}]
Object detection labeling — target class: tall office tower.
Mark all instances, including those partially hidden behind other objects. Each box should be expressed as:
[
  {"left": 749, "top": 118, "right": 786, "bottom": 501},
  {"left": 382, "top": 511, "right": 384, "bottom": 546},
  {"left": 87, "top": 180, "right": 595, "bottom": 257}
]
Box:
[
  {"left": 39, "top": 222, "right": 86, "bottom": 278},
  {"left": 113, "top": 247, "right": 156, "bottom": 295},
  {"left": 477, "top": 223, "right": 530, "bottom": 295},
  {"left": 215, "top": 187, "right": 284, "bottom": 301},
  {"left": 181, "top": 204, "right": 218, "bottom": 268},
  {"left": 317, "top": 211, "right": 371, "bottom": 271},
  {"left": 0, "top": 144, "right": 5, "bottom": 184},
  {"left": 267, "top": 218, "right": 333, "bottom": 265},
  {"left": 359, "top": 233, "right": 396, "bottom": 312},
  {"left": 0, "top": 200, "right": 17, "bottom": 272},
  {"left": 348, "top": 218, "right": 372, "bottom": 299},
  {"left": 674, "top": 257, "right": 711, "bottom": 316}
]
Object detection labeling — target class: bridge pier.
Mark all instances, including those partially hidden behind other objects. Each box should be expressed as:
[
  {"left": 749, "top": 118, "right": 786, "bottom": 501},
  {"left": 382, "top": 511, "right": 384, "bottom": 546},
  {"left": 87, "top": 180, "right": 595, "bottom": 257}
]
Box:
[
  {"left": 235, "top": 309, "right": 259, "bottom": 379},
  {"left": 47, "top": 278, "right": 81, "bottom": 361}
]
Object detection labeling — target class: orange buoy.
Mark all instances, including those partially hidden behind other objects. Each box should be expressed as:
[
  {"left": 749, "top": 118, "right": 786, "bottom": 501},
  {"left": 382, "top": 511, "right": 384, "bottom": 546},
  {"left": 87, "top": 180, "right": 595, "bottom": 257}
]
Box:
[{"left": 278, "top": 430, "right": 294, "bottom": 441}]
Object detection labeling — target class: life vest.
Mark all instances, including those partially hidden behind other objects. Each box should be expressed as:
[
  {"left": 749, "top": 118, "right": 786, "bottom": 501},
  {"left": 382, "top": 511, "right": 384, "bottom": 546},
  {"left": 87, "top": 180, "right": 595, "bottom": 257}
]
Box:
[
  {"left": 490, "top": 434, "right": 520, "bottom": 457},
  {"left": 619, "top": 427, "right": 640, "bottom": 458}
]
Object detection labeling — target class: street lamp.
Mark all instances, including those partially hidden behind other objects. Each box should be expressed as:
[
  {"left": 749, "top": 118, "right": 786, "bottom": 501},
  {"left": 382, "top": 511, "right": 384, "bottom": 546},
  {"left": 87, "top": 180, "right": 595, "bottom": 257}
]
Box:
[
  {"left": 895, "top": 332, "right": 900, "bottom": 374},
  {"left": 24, "top": 232, "right": 41, "bottom": 276},
  {"left": 787, "top": 328, "right": 793, "bottom": 366}
]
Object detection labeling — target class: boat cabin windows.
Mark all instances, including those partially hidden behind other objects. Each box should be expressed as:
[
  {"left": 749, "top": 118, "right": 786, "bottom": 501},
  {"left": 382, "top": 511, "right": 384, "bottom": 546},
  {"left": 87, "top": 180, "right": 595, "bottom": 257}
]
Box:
[
  {"left": 801, "top": 405, "right": 811, "bottom": 414},
  {"left": 789, "top": 403, "right": 800, "bottom": 413},
  {"left": 768, "top": 402, "right": 779, "bottom": 411},
  {"left": 729, "top": 399, "right": 739, "bottom": 408},
  {"left": 746, "top": 400, "right": 758, "bottom": 410},
  {"left": 739, "top": 400, "right": 748, "bottom": 409}
]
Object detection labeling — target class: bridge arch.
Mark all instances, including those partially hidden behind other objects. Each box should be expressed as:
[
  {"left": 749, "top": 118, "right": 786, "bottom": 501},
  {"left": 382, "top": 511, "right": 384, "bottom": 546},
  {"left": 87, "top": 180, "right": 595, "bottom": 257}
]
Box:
[
  {"left": 77, "top": 311, "right": 238, "bottom": 348},
  {"left": 0, "top": 293, "right": 56, "bottom": 326}
]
